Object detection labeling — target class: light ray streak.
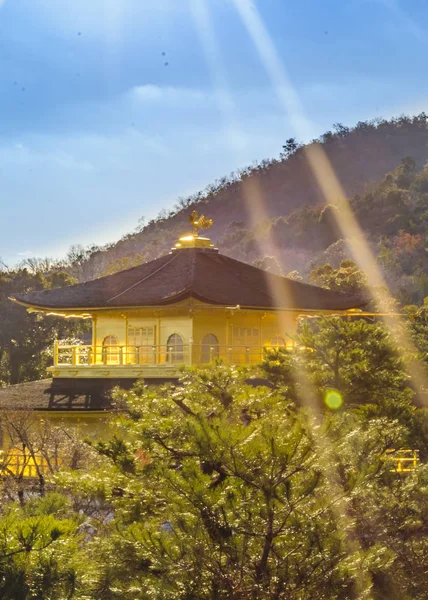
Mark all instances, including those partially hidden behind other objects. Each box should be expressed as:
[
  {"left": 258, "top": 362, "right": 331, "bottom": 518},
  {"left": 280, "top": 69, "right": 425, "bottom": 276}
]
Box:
[
  {"left": 380, "top": 0, "right": 428, "bottom": 45},
  {"left": 233, "top": 0, "right": 428, "bottom": 403},
  {"left": 191, "top": 4, "right": 375, "bottom": 592},
  {"left": 188, "top": 0, "right": 299, "bottom": 313},
  {"left": 230, "top": 1, "right": 421, "bottom": 593},
  {"left": 189, "top": 0, "right": 248, "bottom": 153},
  {"left": 188, "top": 0, "right": 269, "bottom": 246}
]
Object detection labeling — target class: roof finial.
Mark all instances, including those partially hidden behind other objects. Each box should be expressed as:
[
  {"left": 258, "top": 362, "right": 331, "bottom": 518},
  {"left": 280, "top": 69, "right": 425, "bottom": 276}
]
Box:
[
  {"left": 189, "top": 210, "right": 213, "bottom": 237},
  {"left": 173, "top": 211, "right": 216, "bottom": 251}
]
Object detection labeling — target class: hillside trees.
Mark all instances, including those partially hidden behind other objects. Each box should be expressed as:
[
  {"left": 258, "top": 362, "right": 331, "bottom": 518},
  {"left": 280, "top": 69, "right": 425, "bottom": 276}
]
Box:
[
  {"left": 309, "top": 260, "right": 367, "bottom": 295},
  {"left": 252, "top": 255, "right": 283, "bottom": 275},
  {"left": 100, "top": 253, "right": 146, "bottom": 276},
  {"left": 279, "top": 137, "right": 300, "bottom": 159},
  {"left": 11, "top": 116, "right": 428, "bottom": 301},
  {"left": 31, "top": 112, "right": 428, "bottom": 286}
]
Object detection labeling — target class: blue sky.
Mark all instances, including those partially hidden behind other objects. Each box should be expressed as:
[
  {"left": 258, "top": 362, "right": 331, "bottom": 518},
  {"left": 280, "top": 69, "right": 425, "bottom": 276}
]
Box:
[{"left": 1, "top": 0, "right": 428, "bottom": 264}]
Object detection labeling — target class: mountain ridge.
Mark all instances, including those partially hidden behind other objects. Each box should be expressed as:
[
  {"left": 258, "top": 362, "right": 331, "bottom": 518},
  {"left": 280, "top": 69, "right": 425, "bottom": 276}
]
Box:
[{"left": 34, "top": 113, "right": 428, "bottom": 283}]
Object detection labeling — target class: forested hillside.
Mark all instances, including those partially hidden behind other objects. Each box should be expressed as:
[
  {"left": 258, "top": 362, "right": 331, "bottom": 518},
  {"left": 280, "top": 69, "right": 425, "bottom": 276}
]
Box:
[
  {"left": 6, "top": 114, "right": 428, "bottom": 382},
  {"left": 40, "top": 113, "right": 428, "bottom": 281},
  {"left": 221, "top": 156, "right": 428, "bottom": 305}
]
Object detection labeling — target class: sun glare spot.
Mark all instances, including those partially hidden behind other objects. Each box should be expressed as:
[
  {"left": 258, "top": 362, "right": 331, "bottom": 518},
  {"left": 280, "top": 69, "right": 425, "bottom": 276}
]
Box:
[{"left": 324, "top": 389, "right": 343, "bottom": 410}]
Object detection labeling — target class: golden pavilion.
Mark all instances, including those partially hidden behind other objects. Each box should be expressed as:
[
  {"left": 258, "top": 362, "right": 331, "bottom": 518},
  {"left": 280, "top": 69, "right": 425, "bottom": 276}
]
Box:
[{"left": 10, "top": 213, "right": 368, "bottom": 407}]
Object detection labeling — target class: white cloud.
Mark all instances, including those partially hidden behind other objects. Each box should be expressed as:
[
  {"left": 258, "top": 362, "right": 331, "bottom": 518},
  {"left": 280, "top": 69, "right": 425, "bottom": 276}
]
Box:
[
  {"left": 130, "top": 84, "right": 209, "bottom": 106},
  {"left": 0, "top": 128, "right": 171, "bottom": 182},
  {"left": 0, "top": 142, "right": 95, "bottom": 172}
]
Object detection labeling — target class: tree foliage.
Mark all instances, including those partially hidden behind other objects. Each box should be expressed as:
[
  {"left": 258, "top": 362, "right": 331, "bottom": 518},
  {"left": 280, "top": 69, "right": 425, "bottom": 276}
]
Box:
[
  {"left": 309, "top": 260, "right": 367, "bottom": 295},
  {"left": 0, "top": 319, "right": 426, "bottom": 598},
  {"left": 296, "top": 317, "right": 405, "bottom": 403},
  {"left": 0, "top": 503, "right": 82, "bottom": 600},
  {"left": 54, "top": 358, "right": 426, "bottom": 600},
  {"left": 0, "top": 268, "right": 87, "bottom": 384}
]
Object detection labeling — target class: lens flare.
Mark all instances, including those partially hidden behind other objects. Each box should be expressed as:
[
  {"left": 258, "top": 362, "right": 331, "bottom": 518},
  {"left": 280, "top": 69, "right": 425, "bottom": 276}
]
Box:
[{"left": 324, "top": 389, "right": 343, "bottom": 410}]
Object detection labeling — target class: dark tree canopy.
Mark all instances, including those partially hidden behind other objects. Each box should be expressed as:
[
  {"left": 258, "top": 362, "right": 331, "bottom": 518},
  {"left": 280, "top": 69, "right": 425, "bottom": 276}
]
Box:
[{"left": 0, "top": 268, "right": 86, "bottom": 384}]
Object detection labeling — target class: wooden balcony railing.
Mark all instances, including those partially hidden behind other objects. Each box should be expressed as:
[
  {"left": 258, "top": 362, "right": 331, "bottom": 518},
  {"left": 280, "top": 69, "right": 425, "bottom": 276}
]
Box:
[
  {"left": 0, "top": 449, "right": 57, "bottom": 478},
  {"left": 385, "top": 449, "right": 420, "bottom": 473},
  {"left": 0, "top": 446, "right": 420, "bottom": 479},
  {"left": 53, "top": 343, "right": 292, "bottom": 368}
]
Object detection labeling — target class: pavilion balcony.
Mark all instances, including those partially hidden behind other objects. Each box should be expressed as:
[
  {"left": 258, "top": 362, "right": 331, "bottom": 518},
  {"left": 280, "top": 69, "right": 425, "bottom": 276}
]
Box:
[{"left": 50, "top": 342, "right": 294, "bottom": 379}]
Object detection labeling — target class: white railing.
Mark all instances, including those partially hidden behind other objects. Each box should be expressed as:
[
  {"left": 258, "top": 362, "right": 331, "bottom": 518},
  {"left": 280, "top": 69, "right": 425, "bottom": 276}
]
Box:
[{"left": 53, "top": 343, "right": 293, "bottom": 368}]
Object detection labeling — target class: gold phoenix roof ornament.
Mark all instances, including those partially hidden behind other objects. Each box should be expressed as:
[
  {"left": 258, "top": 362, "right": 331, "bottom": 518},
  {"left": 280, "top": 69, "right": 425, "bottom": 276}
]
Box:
[
  {"left": 174, "top": 211, "right": 215, "bottom": 250},
  {"left": 189, "top": 210, "right": 213, "bottom": 236}
]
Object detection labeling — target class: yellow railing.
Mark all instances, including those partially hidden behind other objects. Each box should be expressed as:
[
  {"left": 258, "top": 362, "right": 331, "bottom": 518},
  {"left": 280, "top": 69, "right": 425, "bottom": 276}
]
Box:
[
  {"left": 385, "top": 449, "right": 420, "bottom": 473},
  {"left": 53, "top": 343, "right": 293, "bottom": 368},
  {"left": 0, "top": 448, "right": 420, "bottom": 479},
  {"left": 0, "top": 449, "right": 57, "bottom": 478}
]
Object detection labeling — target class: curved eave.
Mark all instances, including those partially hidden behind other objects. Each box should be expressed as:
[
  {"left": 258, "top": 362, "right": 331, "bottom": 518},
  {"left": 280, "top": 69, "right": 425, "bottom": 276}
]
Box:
[
  {"left": 9, "top": 296, "right": 93, "bottom": 318},
  {"left": 9, "top": 292, "right": 370, "bottom": 314},
  {"left": 9, "top": 296, "right": 46, "bottom": 310}
]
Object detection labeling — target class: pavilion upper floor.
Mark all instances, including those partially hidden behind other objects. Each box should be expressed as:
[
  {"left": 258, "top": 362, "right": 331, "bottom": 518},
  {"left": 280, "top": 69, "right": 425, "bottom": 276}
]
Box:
[{"left": 49, "top": 301, "right": 361, "bottom": 379}]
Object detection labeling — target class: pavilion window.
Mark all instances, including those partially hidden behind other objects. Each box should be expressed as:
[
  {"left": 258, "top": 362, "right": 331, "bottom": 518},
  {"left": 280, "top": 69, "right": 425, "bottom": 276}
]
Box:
[
  {"left": 201, "top": 334, "right": 219, "bottom": 363},
  {"left": 102, "top": 335, "right": 119, "bottom": 365},
  {"left": 167, "top": 333, "right": 184, "bottom": 363},
  {"left": 128, "top": 326, "right": 154, "bottom": 347},
  {"left": 232, "top": 327, "right": 260, "bottom": 344},
  {"left": 270, "top": 336, "right": 286, "bottom": 347},
  {"left": 127, "top": 326, "right": 155, "bottom": 364}
]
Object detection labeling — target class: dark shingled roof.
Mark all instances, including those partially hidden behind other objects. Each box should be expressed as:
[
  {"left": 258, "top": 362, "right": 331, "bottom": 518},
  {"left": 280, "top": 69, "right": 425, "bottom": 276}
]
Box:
[
  {"left": 0, "top": 378, "right": 130, "bottom": 411},
  {"left": 0, "top": 380, "right": 56, "bottom": 411},
  {"left": 12, "top": 248, "right": 368, "bottom": 311}
]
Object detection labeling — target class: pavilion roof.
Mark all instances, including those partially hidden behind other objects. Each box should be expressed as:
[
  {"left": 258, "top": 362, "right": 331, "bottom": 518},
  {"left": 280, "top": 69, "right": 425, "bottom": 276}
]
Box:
[{"left": 11, "top": 248, "right": 369, "bottom": 312}]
